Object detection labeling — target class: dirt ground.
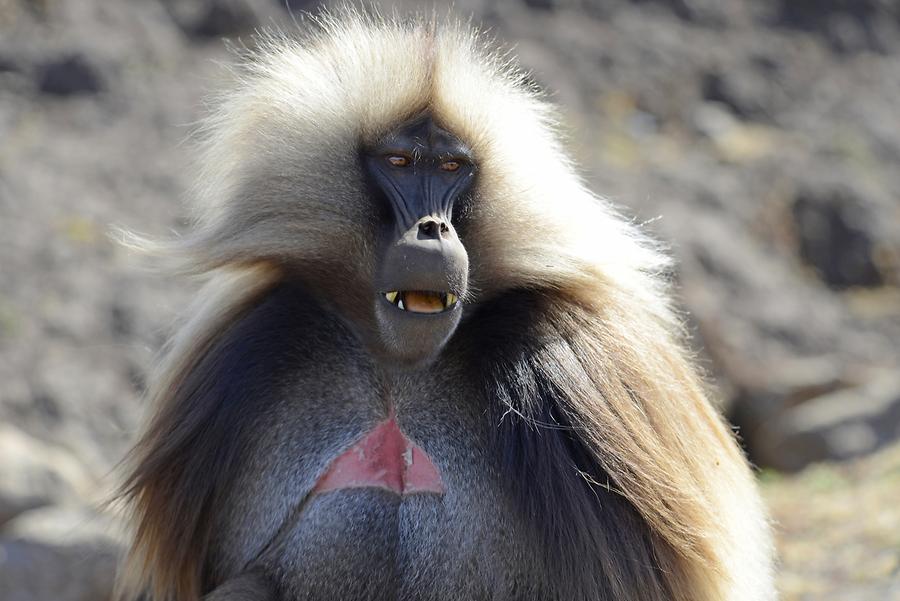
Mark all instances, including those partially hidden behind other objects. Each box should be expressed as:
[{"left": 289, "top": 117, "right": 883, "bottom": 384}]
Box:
[{"left": 764, "top": 442, "right": 900, "bottom": 600}]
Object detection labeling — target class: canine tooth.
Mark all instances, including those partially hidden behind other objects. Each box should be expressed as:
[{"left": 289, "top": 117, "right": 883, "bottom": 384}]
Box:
[
  {"left": 446, "top": 293, "right": 457, "bottom": 306},
  {"left": 385, "top": 291, "right": 399, "bottom": 304},
  {"left": 398, "top": 297, "right": 405, "bottom": 310}
]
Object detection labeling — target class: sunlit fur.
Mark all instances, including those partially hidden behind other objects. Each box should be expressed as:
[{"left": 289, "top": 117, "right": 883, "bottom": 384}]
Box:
[{"left": 117, "top": 9, "right": 775, "bottom": 601}]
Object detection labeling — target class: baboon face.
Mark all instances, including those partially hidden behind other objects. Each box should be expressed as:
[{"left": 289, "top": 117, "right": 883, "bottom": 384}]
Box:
[{"left": 363, "top": 115, "right": 475, "bottom": 366}]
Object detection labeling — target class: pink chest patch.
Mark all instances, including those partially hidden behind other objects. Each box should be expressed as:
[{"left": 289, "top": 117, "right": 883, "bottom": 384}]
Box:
[{"left": 312, "top": 416, "right": 445, "bottom": 497}]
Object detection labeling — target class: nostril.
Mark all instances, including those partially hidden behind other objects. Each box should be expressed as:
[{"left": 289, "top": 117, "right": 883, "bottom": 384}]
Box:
[
  {"left": 419, "top": 220, "right": 439, "bottom": 238},
  {"left": 440, "top": 222, "right": 449, "bottom": 235}
]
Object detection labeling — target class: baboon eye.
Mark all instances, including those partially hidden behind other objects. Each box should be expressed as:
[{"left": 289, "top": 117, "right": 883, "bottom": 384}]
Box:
[
  {"left": 440, "top": 160, "right": 461, "bottom": 172},
  {"left": 387, "top": 155, "right": 410, "bottom": 167}
]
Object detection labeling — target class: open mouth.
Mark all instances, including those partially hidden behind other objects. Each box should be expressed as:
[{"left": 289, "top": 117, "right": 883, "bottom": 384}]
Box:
[{"left": 383, "top": 290, "right": 459, "bottom": 314}]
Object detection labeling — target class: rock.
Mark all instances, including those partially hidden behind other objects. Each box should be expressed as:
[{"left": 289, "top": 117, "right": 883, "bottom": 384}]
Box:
[
  {"left": 162, "top": 0, "right": 261, "bottom": 39},
  {"left": 0, "top": 425, "right": 98, "bottom": 528},
  {"left": 692, "top": 101, "right": 739, "bottom": 139},
  {"left": 35, "top": 54, "right": 103, "bottom": 97},
  {"left": 0, "top": 539, "right": 119, "bottom": 601},
  {"left": 792, "top": 182, "right": 884, "bottom": 290},
  {"left": 701, "top": 68, "right": 774, "bottom": 121},
  {"left": 522, "top": 0, "right": 562, "bottom": 11},
  {"left": 0, "top": 56, "right": 20, "bottom": 73},
  {"left": 775, "top": 0, "right": 900, "bottom": 54},
  {"left": 646, "top": 0, "right": 749, "bottom": 27},
  {"left": 3, "top": 505, "right": 124, "bottom": 547},
  {"left": 277, "top": 0, "right": 323, "bottom": 11},
  {"left": 0, "top": 497, "right": 46, "bottom": 535},
  {"left": 752, "top": 372, "right": 900, "bottom": 471},
  {"left": 0, "top": 505, "right": 123, "bottom": 601},
  {"left": 691, "top": 102, "right": 784, "bottom": 161}
]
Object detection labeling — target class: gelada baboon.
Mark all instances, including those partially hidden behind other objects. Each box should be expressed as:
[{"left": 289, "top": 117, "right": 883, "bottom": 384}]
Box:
[{"left": 117, "top": 9, "right": 775, "bottom": 601}]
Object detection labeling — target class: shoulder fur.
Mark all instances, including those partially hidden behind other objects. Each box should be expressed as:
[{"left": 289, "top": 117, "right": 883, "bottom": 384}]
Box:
[{"left": 466, "top": 289, "right": 774, "bottom": 600}]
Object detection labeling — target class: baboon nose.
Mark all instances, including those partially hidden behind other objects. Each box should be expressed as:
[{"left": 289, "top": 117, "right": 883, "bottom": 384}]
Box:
[{"left": 417, "top": 218, "right": 451, "bottom": 241}]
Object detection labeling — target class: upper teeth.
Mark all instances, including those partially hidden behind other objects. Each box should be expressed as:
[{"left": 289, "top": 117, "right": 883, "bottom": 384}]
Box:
[{"left": 383, "top": 291, "right": 459, "bottom": 312}]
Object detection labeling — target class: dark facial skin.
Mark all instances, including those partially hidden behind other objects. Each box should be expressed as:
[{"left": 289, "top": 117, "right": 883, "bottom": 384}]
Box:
[{"left": 363, "top": 116, "right": 476, "bottom": 366}]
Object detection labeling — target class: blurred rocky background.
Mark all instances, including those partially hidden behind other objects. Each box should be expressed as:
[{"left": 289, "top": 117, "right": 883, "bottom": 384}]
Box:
[{"left": 1, "top": 0, "right": 898, "bottom": 599}]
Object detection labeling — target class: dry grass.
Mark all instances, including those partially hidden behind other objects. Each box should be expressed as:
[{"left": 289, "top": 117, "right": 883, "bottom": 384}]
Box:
[{"left": 763, "top": 442, "right": 900, "bottom": 600}]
